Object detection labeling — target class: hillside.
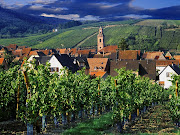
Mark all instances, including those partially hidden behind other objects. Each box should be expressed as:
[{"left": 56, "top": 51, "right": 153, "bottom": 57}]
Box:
[
  {"left": 0, "top": 6, "right": 61, "bottom": 38},
  {"left": 1, "top": 19, "right": 180, "bottom": 51}
]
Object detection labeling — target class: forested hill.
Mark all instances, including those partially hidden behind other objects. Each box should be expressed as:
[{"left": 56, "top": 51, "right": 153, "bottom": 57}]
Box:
[
  {"left": 0, "top": 6, "right": 65, "bottom": 38},
  {"left": 1, "top": 19, "right": 180, "bottom": 51}
]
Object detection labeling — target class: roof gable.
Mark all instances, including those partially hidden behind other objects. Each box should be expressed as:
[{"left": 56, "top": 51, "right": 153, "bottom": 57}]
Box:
[
  {"left": 158, "top": 54, "right": 166, "bottom": 60},
  {"left": 0, "top": 58, "right": 4, "bottom": 65},
  {"left": 87, "top": 58, "right": 108, "bottom": 72},
  {"left": 159, "top": 65, "right": 180, "bottom": 75},
  {"left": 142, "top": 51, "right": 163, "bottom": 60}
]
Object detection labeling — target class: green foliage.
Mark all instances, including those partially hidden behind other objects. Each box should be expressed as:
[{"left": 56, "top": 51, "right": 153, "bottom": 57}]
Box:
[
  {"left": 118, "top": 38, "right": 128, "bottom": 50},
  {"left": 168, "top": 75, "right": 180, "bottom": 123},
  {"left": 1, "top": 19, "right": 180, "bottom": 50},
  {"left": 32, "top": 28, "right": 98, "bottom": 49},
  {"left": 1, "top": 63, "right": 169, "bottom": 126}
]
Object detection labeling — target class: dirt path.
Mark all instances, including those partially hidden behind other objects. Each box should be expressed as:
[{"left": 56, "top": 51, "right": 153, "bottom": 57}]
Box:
[
  {"left": 123, "top": 104, "right": 179, "bottom": 134},
  {"left": 74, "top": 31, "right": 98, "bottom": 48},
  {"left": 74, "top": 24, "right": 127, "bottom": 48}
]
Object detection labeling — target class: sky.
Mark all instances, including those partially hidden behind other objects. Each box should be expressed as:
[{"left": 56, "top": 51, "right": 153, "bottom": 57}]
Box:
[{"left": 1, "top": 0, "right": 180, "bottom": 21}]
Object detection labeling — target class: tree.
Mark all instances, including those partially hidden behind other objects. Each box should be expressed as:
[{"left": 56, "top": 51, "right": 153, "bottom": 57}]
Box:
[{"left": 118, "top": 38, "right": 128, "bottom": 50}]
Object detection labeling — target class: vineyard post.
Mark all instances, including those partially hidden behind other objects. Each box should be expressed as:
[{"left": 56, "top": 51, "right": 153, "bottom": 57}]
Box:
[
  {"left": 98, "top": 77, "right": 101, "bottom": 115},
  {"left": 23, "top": 71, "right": 33, "bottom": 135},
  {"left": 176, "top": 80, "right": 178, "bottom": 97},
  {"left": 137, "top": 108, "right": 140, "bottom": 117},
  {"left": 16, "top": 70, "right": 20, "bottom": 119}
]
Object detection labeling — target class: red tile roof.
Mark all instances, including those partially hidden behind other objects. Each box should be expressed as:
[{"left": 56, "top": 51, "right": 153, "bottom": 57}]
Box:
[
  {"left": 69, "top": 48, "right": 77, "bottom": 55},
  {"left": 59, "top": 49, "right": 69, "bottom": 54},
  {"left": 156, "top": 60, "right": 179, "bottom": 66},
  {"left": 22, "top": 48, "right": 31, "bottom": 56},
  {"left": 87, "top": 58, "right": 108, "bottom": 72},
  {"left": 7, "top": 44, "right": 17, "bottom": 50},
  {"left": 40, "top": 50, "right": 51, "bottom": 55},
  {"left": 90, "top": 71, "right": 107, "bottom": 78},
  {"left": 29, "top": 51, "right": 38, "bottom": 56},
  {"left": 119, "top": 50, "right": 139, "bottom": 60},
  {"left": 0, "top": 58, "right": 4, "bottom": 65},
  {"left": 99, "top": 45, "right": 118, "bottom": 53},
  {"left": 12, "top": 50, "right": 22, "bottom": 57},
  {"left": 142, "top": 52, "right": 163, "bottom": 60},
  {"left": 174, "top": 55, "right": 180, "bottom": 60},
  {"left": 77, "top": 50, "right": 91, "bottom": 55},
  {"left": 18, "top": 46, "right": 26, "bottom": 49}
]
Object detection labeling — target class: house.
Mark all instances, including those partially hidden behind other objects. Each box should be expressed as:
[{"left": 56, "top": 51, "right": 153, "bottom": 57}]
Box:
[
  {"left": 28, "top": 51, "right": 46, "bottom": 62},
  {"left": 34, "top": 56, "right": 51, "bottom": 66},
  {"left": 6, "top": 44, "right": 18, "bottom": 51},
  {"left": 49, "top": 54, "right": 79, "bottom": 74},
  {"left": 87, "top": 58, "right": 110, "bottom": 78},
  {"left": 110, "top": 60, "right": 156, "bottom": 80},
  {"left": 12, "top": 50, "right": 22, "bottom": 57},
  {"left": 156, "top": 60, "right": 179, "bottom": 75},
  {"left": 159, "top": 64, "right": 180, "bottom": 88},
  {"left": 71, "top": 57, "right": 90, "bottom": 75},
  {"left": 22, "top": 48, "right": 32, "bottom": 57}
]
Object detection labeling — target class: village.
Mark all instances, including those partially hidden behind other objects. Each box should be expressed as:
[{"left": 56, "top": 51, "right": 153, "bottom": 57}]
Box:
[{"left": 0, "top": 27, "right": 180, "bottom": 89}]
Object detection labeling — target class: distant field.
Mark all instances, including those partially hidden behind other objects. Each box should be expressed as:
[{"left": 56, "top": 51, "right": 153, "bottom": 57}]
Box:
[
  {"left": 1, "top": 19, "right": 180, "bottom": 51},
  {"left": 0, "top": 31, "right": 62, "bottom": 47},
  {"left": 135, "top": 19, "right": 180, "bottom": 26}
]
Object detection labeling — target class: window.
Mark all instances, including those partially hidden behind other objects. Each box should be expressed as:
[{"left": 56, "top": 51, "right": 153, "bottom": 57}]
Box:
[
  {"left": 56, "top": 67, "right": 59, "bottom": 72},
  {"left": 94, "top": 67, "right": 98, "bottom": 70},
  {"left": 51, "top": 67, "right": 59, "bottom": 72},
  {"left": 80, "top": 63, "right": 84, "bottom": 67},
  {"left": 99, "top": 66, "right": 103, "bottom": 70},
  {"left": 99, "top": 39, "right": 101, "bottom": 42},
  {"left": 166, "top": 72, "right": 170, "bottom": 77}
]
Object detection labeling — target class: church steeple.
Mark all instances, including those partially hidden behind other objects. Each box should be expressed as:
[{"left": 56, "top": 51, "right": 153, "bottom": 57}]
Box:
[{"left": 97, "top": 26, "right": 104, "bottom": 52}]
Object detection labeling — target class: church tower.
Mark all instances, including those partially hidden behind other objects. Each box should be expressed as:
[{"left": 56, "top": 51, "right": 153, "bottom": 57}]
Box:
[{"left": 97, "top": 26, "right": 104, "bottom": 52}]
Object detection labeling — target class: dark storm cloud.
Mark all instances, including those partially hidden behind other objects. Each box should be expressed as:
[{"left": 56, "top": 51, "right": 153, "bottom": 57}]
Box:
[
  {"left": 141, "top": 6, "right": 180, "bottom": 20},
  {"left": 9, "top": 0, "right": 180, "bottom": 20}
]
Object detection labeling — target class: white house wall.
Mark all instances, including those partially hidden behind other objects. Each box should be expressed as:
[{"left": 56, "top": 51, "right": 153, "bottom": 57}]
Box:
[
  {"left": 49, "top": 55, "right": 64, "bottom": 75},
  {"left": 159, "top": 66, "right": 177, "bottom": 89},
  {"left": 156, "top": 66, "right": 166, "bottom": 74}
]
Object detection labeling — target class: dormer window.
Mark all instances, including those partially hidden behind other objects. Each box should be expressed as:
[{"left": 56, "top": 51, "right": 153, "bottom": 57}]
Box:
[
  {"left": 94, "top": 66, "right": 98, "bottom": 70},
  {"left": 99, "top": 66, "right": 103, "bottom": 70}
]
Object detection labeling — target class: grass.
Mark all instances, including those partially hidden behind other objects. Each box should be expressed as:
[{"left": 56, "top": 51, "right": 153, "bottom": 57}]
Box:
[
  {"left": 62, "top": 104, "right": 180, "bottom": 135},
  {"left": 62, "top": 112, "right": 114, "bottom": 135}
]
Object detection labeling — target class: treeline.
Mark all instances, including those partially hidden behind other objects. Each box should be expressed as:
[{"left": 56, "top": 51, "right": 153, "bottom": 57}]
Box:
[{"left": 58, "top": 20, "right": 82, "bottom": 29}]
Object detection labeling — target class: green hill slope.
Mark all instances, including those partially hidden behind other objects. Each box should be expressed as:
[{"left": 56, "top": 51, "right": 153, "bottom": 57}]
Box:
[{"left": 1, "top": 19, "right": 180, "bottom": 51}]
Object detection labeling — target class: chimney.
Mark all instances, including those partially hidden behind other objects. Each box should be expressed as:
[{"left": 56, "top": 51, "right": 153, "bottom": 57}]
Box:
[{"left": 172, "top": 62, "right": 174, "bottom": 67}]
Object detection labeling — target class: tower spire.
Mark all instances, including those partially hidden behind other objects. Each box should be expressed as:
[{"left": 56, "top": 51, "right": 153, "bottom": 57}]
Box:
[{"left": 97, "top": 26, "right": 104, "bottom": 52}]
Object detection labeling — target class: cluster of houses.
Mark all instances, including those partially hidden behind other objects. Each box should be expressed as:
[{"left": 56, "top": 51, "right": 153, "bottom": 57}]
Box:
[{"left": 1, "top": 27, "right": 180, "bottom": 89}]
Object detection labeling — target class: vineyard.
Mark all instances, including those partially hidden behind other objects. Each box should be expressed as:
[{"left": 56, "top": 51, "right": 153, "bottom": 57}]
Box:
[
  {"left": 1, "top": 19, "right": 180, "bottom": 51},
  {"left": 0, "top": 62, "right": 179, "bottom": 134}
]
